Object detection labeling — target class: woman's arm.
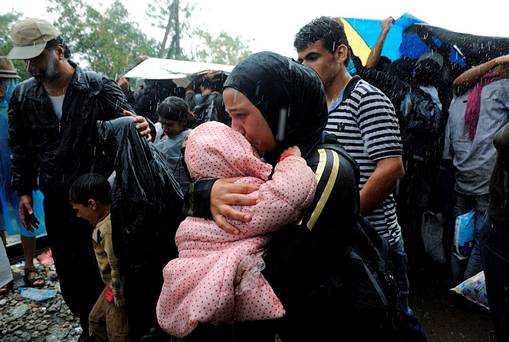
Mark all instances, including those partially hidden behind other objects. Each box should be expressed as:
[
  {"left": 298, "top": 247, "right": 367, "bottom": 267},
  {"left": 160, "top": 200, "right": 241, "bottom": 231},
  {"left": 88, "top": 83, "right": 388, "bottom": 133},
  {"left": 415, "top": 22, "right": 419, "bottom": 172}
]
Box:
[{"left": 183, "top": 178, "right": 258, "bottom": 234}]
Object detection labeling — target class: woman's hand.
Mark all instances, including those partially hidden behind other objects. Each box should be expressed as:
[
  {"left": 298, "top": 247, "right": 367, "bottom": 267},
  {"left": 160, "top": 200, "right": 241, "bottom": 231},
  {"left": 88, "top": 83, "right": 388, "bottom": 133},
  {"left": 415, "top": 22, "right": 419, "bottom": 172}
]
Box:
[{"left": 211, "top": 178, "right": 259, "bottom": 234}]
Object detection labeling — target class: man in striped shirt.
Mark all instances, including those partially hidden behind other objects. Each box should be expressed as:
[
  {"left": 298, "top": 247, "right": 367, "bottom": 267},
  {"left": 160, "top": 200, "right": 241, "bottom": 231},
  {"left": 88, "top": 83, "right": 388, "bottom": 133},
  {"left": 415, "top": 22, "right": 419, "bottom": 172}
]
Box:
[{"left": 295, "top": 17, "right": 411, "bottom": 314}]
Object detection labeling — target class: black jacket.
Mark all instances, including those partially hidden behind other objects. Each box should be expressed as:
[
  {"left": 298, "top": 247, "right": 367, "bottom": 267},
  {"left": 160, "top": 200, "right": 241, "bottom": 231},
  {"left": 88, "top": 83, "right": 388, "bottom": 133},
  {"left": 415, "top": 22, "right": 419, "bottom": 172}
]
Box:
[
  {"left": 8, "top": 62, "right": 130, "bottom": 196},
  {"left": 97, "top": 117, "right": 183, "bottom": 338},
  {"left": 183, "top": 141, "right": 361, "bottom": 340},
  {"left": 489, "top": 122, "right": 509, "bottom": 229}
]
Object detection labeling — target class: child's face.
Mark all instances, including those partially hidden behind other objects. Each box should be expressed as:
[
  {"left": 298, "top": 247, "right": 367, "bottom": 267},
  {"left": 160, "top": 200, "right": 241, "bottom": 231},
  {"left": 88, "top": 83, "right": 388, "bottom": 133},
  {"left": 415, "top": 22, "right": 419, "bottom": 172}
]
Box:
[
  {"left": 159, "top": 117, "right": 186, "bottom": 138},
  {"left": 70, "top": 201, "right": 100, "bottom": 225}
]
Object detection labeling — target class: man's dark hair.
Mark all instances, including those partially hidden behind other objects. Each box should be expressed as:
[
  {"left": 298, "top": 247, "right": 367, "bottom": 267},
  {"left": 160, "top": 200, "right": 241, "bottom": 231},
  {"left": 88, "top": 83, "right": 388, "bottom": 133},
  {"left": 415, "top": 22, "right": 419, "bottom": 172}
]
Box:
[
  {"left": 202, "top": 71, "right": 228, "bottom": 92},
  {"left": 157, "top": 96, "right": 189, "bottom": 122},
  {"left": 294, "top": 16, "right": 350, "bottom": 60},
  {"left": 69, "top": 173, "right": 111, "bottom": 205},
  {"left": 45, "top": 36, "right": 71, "bottom": 59}
]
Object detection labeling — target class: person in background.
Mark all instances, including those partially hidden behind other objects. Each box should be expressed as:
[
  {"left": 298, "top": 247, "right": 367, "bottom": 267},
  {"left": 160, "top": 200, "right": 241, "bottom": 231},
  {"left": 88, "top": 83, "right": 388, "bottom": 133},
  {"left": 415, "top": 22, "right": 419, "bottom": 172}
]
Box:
[
  {"left": 0, "top": 230, "right": 13, "bottom": 296},
  {"left": 134, "top": 79, "right": 177, "bottom": 122},
  {"left": 294, "top": 17, "right": 411, "bottom": 316},
  {"left": 190, "top": 70, "right": 229, "bottom": 127},
  {"left": 116, "top": 76, "right": 136, "bottom": 107},
  {"left": 7, "top": 18, "right": 150, "bottom": 340},
  {"left": 485, "top": 120, "right": 509, "bottom": 342},
  {"left": 444, "top": 55, "right": 509, "bottom": 285},
  {"left": 0, "top": 56, "right": 44, "bottom": 289},
  {"left": 155, "top": 96, "right": 193, "bottom": 193}
]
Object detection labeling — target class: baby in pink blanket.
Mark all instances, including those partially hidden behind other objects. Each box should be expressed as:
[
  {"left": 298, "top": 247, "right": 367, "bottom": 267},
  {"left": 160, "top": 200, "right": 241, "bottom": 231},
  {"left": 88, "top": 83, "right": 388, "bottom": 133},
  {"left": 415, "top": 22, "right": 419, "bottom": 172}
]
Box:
[{"left": 156, "top": 121, "right": 316, "bottom": 337}]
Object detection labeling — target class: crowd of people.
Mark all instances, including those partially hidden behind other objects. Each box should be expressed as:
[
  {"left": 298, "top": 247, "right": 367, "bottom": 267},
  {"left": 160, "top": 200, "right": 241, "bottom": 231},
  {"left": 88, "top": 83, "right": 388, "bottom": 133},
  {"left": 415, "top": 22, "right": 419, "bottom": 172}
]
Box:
[{"left": 0, "top": 14, "right": 508, "bottom": 342}]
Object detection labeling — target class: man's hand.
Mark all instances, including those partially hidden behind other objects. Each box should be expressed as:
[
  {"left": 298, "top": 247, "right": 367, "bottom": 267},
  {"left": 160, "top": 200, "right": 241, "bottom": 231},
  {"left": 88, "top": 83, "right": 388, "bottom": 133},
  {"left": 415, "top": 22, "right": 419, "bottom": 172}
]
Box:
[
  {"left": 123, "top": 110, "right": 151, "bottom": 140},
  {"left": 211, "top": 178, "right": 259, "bottom": 234},
  {"left": 381, "top": 17, "right": 395, "bottom": 33},
  {"left": 19, "top": 195, "right": 39, "bottom": 232}
]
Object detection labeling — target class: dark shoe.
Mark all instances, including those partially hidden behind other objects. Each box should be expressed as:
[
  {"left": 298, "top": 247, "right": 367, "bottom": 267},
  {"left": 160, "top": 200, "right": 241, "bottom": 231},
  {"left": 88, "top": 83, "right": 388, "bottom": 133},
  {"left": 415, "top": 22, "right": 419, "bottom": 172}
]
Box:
[
  {"left": 23, "top": 267, "right": 45, "bottom": 288},
  {"left": 78, "top": 331, "right": 93, "bottom": 342},
  {"left": 0, "top": 281, "right": 13, "bottom": 296}
]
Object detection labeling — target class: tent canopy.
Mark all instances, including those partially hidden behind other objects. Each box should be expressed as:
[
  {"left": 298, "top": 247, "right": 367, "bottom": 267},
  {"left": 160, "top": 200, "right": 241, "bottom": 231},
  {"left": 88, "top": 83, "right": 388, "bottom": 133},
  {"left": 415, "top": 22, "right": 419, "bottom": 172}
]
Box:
[{"left": 123, "top": 58, "right": 234, "bottom": 86}]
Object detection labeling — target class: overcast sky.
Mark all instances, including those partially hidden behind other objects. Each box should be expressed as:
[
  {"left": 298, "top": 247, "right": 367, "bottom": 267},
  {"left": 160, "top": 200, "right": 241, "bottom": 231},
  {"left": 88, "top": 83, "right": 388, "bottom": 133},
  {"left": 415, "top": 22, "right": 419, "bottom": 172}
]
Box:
[{"left": 2, "top": 0, "right": 508, "bottom": 59}]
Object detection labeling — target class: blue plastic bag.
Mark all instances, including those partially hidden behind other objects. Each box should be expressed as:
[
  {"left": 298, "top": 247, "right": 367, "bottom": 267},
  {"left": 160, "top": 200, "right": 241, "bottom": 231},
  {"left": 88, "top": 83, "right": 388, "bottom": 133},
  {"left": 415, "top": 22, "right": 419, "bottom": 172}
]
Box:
[
  {"left": 18, "top": 287, "right": 57, "bottom": 301},
  {"left": 453, "top": 210, "right": 475, "bottom": 260}
]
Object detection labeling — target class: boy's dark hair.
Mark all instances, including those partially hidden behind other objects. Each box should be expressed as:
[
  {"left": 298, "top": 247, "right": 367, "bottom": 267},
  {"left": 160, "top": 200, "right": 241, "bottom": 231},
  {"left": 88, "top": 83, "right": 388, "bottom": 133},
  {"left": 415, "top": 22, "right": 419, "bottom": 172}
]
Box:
[
  {"left": 157, "top": 96, "right": 189, "bottom": 122},
  {"left": 69, "top": 173, "right": 111, "bottom": 205},
  {"left": 294, "top": 16, "right": 350, "bottom": 64},
  {"left": 45, "top": 36, "right": 71, "bottom": 59}
]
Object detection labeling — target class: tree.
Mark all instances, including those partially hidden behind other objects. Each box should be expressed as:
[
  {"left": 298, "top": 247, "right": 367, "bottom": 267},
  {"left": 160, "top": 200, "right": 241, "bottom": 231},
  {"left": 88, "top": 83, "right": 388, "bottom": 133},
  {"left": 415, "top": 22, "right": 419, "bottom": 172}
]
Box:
[
  {"left": 146, "top": 0, "right": 194, "bottom": 59},
  {"left": 0, "top": 11, "right": 31, "bottom": 80},
  {"left": 47, "top": 0, "right": 158, "bottom": 77},
  {"left": 146, "top": 0, "right": 251, "bottom": 65},
  {"left": 191, "top": 29, "right": 252, "bottom": 65}
]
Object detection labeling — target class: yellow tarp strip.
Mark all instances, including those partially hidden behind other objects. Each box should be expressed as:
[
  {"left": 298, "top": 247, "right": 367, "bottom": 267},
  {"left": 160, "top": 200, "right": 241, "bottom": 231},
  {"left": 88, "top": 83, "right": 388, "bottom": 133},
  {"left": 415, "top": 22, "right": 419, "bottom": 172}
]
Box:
[{"left": 339, "top": 18, "right": 371, "bottom": 66}]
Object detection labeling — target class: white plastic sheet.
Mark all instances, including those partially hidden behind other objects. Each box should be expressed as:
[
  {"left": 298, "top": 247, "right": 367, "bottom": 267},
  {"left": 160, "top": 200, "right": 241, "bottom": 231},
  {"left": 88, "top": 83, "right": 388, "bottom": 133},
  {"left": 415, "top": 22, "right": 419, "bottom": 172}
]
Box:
[
  {"left": 0, "top": 238, "right": 13, "bottom": 288},
  {"left": 123, "top": 58, "right": 234, "bottom": 86}
]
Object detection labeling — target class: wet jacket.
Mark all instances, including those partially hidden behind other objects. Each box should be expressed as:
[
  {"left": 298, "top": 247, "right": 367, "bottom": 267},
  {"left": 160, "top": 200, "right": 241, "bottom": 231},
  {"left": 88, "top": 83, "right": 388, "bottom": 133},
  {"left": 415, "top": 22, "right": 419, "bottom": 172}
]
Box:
[
  {"left": 489, "top": 122, "right": 509, "bottom": 229},
  {"left": 8, "top": 62, "right": 129, "bottom": 196}
]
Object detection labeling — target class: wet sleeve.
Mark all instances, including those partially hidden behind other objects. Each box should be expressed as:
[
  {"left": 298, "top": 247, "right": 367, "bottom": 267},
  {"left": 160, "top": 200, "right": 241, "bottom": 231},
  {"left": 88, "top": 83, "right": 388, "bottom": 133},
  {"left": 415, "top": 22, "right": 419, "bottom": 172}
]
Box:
[
  {"left": 99, "top": 77, "right": 133, "bottom": 120},
  {"left": 358, "top": 89, "right": 402, "bottom": 161},
  {"left": 100, "top": 77, "right": 156, "bottom": 139},
  {"left": 494, "top": 123, "right": 509, "bottom": 155},
  {"left": 103, "top": 232, "right": 125, "bottom": 307},
  {"left": 8, "top": 88, "right": 38, "bottom": 196},
  {"left": 183, "top": 179, "right": 215, "bottom": 219},
  {"left": 497, "top": 80, "right": 509, "bottom": 113}
]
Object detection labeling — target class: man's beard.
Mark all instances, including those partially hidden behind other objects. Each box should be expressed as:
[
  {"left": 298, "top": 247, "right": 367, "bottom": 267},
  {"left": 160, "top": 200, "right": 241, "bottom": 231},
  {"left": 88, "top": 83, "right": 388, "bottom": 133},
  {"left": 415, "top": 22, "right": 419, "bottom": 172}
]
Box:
[{"left": 32, "top": 51, "right": 60, "bottom": 82}]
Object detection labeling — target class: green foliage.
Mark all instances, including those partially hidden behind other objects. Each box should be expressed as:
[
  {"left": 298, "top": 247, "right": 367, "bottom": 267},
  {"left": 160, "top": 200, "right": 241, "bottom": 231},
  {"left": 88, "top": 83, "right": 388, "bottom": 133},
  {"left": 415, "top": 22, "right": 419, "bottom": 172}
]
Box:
[
  {"left": 2, "top": 0, "right": 251, "bottom": 80},
  {"left": 146, "top": 1, "right": 252, "bottom": 65},
  {"left": 192, "top": 29, "right": 252, "bottom": 65},
  {"left": 0, "top": 11, "right": 31, "bottom": 80},
  {"left": 47, "top": 0, "right": 158, "bottom": 77}
]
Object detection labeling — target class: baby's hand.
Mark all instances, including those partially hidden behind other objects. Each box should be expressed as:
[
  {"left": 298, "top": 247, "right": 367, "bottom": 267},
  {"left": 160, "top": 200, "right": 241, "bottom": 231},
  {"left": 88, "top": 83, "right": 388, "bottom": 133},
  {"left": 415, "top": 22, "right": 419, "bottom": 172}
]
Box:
[{"left": 281, "top": 146, "right": 301, "bottom": 158}]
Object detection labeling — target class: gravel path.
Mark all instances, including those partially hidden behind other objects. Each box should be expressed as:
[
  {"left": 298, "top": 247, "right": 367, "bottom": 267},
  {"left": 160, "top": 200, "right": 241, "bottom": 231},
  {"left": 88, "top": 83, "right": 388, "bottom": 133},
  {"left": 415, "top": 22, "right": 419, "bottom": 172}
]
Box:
[{"left": 0, "top": 262, "right": 82, "bottom": 342}]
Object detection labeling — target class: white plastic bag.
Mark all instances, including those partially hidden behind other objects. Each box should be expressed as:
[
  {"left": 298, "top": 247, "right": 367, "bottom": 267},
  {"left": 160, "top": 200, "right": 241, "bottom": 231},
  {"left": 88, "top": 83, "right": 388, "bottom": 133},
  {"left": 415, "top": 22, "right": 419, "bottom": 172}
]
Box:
[{"left": 450, "top": 271, "right": 489, "bottom": 311}]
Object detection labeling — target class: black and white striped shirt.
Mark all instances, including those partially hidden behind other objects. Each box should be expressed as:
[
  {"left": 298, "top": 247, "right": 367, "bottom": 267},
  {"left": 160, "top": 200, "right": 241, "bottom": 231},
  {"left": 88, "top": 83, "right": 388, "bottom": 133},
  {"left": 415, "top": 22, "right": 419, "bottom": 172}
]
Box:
[{"left": 326, "top": 76, "right": 402, "bottom": 246}]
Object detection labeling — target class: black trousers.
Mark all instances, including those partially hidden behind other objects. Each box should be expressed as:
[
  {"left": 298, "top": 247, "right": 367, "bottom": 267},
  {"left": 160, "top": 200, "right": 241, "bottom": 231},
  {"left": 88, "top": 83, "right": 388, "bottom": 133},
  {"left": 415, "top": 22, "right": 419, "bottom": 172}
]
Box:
[
  {"left": 43, "top": 194, "right": 103, "bottom": 333},
  {"left": 483, "top": 223, "right": 509, "bottom": 342}
]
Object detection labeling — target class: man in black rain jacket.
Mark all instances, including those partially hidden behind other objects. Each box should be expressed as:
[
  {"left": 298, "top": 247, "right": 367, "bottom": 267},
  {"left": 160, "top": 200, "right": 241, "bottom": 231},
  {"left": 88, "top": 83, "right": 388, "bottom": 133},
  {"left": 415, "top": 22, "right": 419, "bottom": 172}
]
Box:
[{"left": 7, "top": 18, "right": 151, "bottom": 339}]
